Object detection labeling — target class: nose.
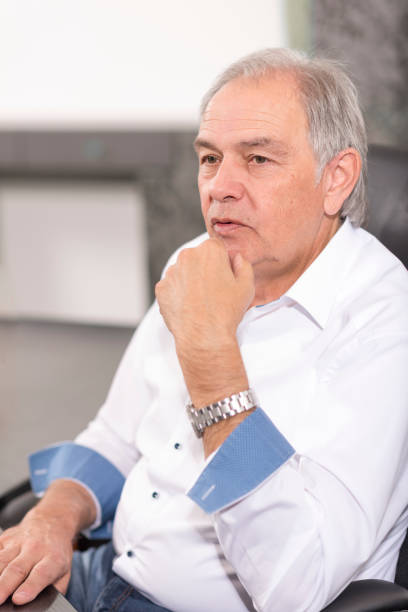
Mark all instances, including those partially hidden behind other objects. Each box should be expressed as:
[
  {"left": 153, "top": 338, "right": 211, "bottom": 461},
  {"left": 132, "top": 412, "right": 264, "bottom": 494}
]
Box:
[{"left": 208, "top": 159, "right": 245, "bottom": 202}]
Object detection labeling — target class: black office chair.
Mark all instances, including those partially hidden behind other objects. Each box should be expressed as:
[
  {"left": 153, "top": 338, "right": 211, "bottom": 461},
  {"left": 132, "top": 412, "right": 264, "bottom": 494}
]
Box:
[{"left": 365, "top": 145, "right": 408, "bottom": 269}]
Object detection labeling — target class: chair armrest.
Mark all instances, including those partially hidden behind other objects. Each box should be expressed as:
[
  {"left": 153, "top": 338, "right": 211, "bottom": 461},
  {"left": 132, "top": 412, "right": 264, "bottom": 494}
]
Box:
[
  {"left": 322, "top": 579, "right": 408, "bottom": 612},
  {"left": 0, "top": 585, "right": 76, "bottom": 611},
  {"left": 0, "top": 480, "right": 37, "bottom": 529}
]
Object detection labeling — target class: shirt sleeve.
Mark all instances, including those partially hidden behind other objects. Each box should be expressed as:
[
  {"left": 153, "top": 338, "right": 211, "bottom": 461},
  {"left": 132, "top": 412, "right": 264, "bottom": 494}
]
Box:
[
  {"left": 188, "top": 408, "right": 295, "bottom": 513},
  {"left": 26, "top": 302, "right": 161, "bottom": 537},
  {"left": 29, "top": 442, "right": 125, "bottom": 538},
  {"left": 187, "top": 333, "right": 408, "bottom": 611}
]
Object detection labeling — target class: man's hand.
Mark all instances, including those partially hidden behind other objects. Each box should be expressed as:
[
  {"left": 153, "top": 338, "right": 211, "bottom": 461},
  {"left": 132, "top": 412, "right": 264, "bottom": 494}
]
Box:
[
  {"left": 155, "top": 238, "right": 255, "bottom": 455},
  {"left": 155, "top": 238, "right": 254, "bottom": 350},
  {"left": 0, "top": 480, "right": 96, "bottom": 605}
]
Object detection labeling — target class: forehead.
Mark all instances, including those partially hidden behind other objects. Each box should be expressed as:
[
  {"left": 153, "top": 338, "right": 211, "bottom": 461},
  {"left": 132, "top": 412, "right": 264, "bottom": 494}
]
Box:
[{"left": 198, "top": 73, "right": 309, "bottom": 145}]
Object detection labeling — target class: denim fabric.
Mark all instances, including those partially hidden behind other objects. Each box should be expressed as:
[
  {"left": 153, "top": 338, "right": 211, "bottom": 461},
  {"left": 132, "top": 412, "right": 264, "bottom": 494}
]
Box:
[{"left": 66, "top": 542, "right": 172, "bottom": 612}]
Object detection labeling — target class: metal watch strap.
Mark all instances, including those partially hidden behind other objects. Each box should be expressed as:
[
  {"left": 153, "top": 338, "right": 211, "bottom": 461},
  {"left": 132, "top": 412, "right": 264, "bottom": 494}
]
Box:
[{"left": 186, "top": 389, "right": 257, "bottom": 438}]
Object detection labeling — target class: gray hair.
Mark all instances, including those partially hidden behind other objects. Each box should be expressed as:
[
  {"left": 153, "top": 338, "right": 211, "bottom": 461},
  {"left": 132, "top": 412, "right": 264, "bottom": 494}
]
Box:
[{"left": 200, "top": 48, "right": 367, "bottom": 227}]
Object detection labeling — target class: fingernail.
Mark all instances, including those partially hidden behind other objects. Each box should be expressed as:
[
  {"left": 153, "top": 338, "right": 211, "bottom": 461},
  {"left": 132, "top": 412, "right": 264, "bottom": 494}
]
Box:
[{"left": 13, "top": 591, "right": 29, "bottom": 604}]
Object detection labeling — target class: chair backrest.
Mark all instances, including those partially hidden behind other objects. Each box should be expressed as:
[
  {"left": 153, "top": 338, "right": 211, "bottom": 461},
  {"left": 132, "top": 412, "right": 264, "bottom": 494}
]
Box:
[
  {"left": 396, "top": 529, "right": 408, "bottom": 589},
  {"left": 367, "top": 146, "right": 408, "bottom": 587},
  {"left": 366, "top": 145, "right": 408, "bottom": 268}
]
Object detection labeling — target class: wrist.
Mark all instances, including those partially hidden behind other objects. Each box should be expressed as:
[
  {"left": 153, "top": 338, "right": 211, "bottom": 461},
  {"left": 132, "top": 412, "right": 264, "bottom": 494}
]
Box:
[
  {"left": 175, "top": 331, "right": 238, "bottom": 360},
  {"left": 187, "top": 389, "right": 257, "bottom": 438},
  {"left": 176, "top": 338, "right": 248, "bottom": 409},
  {"left": 26, "top": 479, "right": 96, "bottom": 537}
]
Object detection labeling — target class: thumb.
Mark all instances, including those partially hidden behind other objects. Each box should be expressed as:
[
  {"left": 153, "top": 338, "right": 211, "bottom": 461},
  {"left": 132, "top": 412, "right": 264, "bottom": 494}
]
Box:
[{"left": 231, "top": 252, "right": 254, "bottom": 287}]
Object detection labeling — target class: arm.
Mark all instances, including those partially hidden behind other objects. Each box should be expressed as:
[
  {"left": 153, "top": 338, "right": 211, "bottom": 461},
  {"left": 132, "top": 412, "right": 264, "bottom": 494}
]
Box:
[
  {"left": 27, "top": 302, "right": 163, "bottom": 539},
  {"left": 188, "top": 332, "right": 408, "bottom": 610},
  {"left": 0, "top": 479, "right": 96, "bottom": 605},
  {"left": 155, "top": 237, "right": 255, "bottom": 457}
]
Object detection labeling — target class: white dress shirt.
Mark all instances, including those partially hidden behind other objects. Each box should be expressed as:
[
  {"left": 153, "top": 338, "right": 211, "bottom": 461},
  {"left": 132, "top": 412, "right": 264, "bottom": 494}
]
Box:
[{"left": 30, "top": 218, "right": 408, "bottom": 612}]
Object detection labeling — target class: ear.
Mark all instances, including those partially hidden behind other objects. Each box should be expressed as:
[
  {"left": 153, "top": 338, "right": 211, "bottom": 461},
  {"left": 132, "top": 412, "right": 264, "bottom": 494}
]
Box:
[{"left": 322, "top": 148, "right": 362, "bottom": 217}]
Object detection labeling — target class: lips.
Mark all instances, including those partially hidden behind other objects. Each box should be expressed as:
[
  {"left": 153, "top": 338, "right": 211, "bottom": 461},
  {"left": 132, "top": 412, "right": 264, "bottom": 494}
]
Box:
[{"left": 211, "top": 217, "right": 247, "bottom": 235}]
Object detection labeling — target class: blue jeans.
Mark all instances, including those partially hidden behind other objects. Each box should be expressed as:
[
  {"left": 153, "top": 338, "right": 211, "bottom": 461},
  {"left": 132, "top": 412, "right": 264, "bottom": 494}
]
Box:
[{"left": 66, "top": 542, "right": 172, "bottom": 612}]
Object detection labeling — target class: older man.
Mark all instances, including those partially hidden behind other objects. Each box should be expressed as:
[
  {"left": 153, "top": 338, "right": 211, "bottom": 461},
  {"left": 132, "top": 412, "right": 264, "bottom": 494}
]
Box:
[{"left": 0, "top": 48, "right": 407, "bottom": 612}]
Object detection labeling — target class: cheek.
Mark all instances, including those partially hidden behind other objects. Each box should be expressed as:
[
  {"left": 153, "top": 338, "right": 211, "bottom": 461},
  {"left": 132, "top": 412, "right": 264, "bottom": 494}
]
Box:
[
  {"left": 198, "top": 184, "right": 211, "bottom": 227},
  {"left": 260, "top": 177, "right": 321, "bottom": 236},
  {"left": 198, "top": 179, "right": 207, "bottom": 206},
  {"left": 285, "top": 173, "right": 321, "bottom": 214}
]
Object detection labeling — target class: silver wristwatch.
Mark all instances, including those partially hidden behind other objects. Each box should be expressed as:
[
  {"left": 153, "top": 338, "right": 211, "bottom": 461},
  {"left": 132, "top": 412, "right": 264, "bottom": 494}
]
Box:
[{"left": 186, "top": 389, "right": 257, "bottom": 438}]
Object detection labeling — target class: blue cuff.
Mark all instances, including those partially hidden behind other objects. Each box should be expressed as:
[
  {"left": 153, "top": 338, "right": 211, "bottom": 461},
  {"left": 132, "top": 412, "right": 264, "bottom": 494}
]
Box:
[
  {"left": 187, "top": 408, "right": 295, "bottom": 514},
  {"left": 29, "top": 443, "right": 125, "bottom": 538}
]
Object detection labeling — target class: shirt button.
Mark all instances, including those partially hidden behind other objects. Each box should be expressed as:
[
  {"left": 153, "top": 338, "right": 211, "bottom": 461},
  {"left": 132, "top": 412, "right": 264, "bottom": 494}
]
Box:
[
  {"left": 152, "top": 491, "right": 159, "bottom": 499},
  {"left": 126, "top": 550, "right": 134, "bottom": 557},
  {"left": 174, "top": 442, "right": 182, "bottom": 450}
]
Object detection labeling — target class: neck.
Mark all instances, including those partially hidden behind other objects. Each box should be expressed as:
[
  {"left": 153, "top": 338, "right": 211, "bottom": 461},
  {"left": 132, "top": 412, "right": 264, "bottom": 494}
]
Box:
[{"left": 250, "top": 216, "right": 342, "bottom": 308}]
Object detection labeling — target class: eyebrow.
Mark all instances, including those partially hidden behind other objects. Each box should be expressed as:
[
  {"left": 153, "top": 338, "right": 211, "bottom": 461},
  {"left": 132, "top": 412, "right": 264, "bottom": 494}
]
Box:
[
  {"left": 193, "top": 136, "right": 289, "bottom": 156},
  {"left": 193, "top": 138, "right": 218, "bottom": 152}
]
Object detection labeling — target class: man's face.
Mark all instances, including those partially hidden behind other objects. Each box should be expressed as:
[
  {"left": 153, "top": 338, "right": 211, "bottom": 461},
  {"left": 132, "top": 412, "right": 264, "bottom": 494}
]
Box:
[{"left": 195, "top": 72, "right": 339, "bottom": 297}]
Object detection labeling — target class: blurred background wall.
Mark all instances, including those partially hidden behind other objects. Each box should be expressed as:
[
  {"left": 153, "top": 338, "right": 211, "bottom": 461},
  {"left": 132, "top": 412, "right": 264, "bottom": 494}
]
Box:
[
  {"left": 312, "top": 0, "right": 408, "bottom": 150},
  {"left": 0, "top": 0, "right": 288, "bottom": 490},
  {"left": 310, "top": 0, "right": 408, "bottom": 270},
  {"left": 0, "top": 0, "right": 287, "bottom": 324},
  {"left": 0, "top": 0, "right": 407, "bottom": 492}
]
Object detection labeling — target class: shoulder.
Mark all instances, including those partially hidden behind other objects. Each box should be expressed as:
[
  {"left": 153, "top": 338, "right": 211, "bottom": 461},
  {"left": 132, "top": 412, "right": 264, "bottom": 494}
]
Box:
[{"left": 334, "top": 225, "right": 408, "bottom": 340}]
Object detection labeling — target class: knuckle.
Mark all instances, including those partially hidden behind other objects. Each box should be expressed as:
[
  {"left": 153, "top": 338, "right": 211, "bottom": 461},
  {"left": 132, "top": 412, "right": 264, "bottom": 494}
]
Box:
[
  {"left": 8, "top": 560, "right": 29, "bottom": 580},
  {"left": 178, "top": 247, "right": 193, "bottom": 262},
  {"left": 48, "top": 550, "right": 70, "bottom": 568},
  {"left": 165, "top": 263, "right": 176, "bottom": 277},
  {"left": 33, "top": 553, "right": 70, "bottom": 583},
  {"left": 0, "top": 527, "right": 17, "bottom": 544},
  {"left": 154, "top": 280, "right": 162, "bottom": 295},
  {"left": 33, "top": 563, "right": 55, "bottom": 582}
]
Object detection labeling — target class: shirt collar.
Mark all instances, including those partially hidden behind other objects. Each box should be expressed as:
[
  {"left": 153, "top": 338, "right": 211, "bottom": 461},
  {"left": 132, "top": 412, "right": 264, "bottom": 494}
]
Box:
[{"left": 284, "top": 218, "right": 358, "bottom": 329}]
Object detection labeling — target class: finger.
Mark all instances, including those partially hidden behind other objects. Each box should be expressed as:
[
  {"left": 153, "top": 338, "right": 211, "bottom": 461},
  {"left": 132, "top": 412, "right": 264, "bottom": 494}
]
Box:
[
  {"left": 231, "top": 252, "right": 253, "bottom": 283},
  {"left": 12, "top": 557, "right": 66, "bottom": 606},
  {"left": 0, "top": 544, "right": 21, "bottom": 574},
  {"left": 176, "top": 248, "right": 194, "bottom": 266},
  {"left": 205, "top": 238, "right": 237, "bottom": 274},
  {"left": 207, "top": 235, "right": 227, "bottom": 249},
  {"left": 54, "top": 570, "right": 71, "bottom": 596},
  {"left": 0, "top": 555, "right": 31, "bottom": 605},
  {"left": 231, "top": 253, "right": 255, "bottom": 307}
]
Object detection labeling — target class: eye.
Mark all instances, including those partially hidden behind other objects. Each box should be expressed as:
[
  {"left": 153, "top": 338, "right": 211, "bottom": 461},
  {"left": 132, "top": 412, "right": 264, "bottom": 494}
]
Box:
[
  {"left": 251, "top": 155, "right": 269, "bottom": 164},
  {"left": 201, "top": 154, "right": 219, "bottom": 165}
]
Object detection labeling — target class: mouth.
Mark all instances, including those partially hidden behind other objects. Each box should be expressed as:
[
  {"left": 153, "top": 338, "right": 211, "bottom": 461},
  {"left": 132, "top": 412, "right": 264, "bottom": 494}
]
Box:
[{"left": 211, "top": 217, "right": 247, "bottom": 236}]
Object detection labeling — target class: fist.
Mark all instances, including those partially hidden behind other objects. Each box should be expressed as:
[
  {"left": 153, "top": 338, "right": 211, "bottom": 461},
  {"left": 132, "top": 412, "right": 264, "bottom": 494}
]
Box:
[{"left": 155, "top": 238, "right": 254, "bottom": 350}]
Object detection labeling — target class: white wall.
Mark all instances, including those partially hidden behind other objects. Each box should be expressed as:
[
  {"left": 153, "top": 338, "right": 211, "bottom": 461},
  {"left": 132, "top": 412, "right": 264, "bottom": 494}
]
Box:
[
  {"left": 0, "top": 0, "right": 288, "bottom": 324},
  {"left": 0, "top": 0, "right": 288, "bottom": 128},
  {"left": 0, "top": 181, "right": 149, "bottom": 325}
]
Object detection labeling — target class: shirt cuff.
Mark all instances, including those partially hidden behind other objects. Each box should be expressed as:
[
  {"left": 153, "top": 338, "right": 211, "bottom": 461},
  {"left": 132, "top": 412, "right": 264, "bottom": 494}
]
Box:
[
  {"left": 29, "top": 442, "right": 125, "bottom": 538},
  {"left": 187, "top": 408, "right": 295, "bottom": 514}
]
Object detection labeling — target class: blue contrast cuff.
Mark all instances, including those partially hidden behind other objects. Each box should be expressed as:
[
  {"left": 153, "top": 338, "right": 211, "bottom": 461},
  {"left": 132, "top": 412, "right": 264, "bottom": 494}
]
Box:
[
  {"left": 188, "top": 408, "right": 295, "bottom": 514},
  {"left": 29, "top": 443, "right": 125, "bottom": 539}
]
